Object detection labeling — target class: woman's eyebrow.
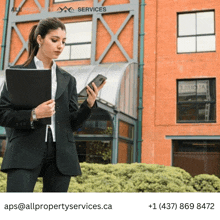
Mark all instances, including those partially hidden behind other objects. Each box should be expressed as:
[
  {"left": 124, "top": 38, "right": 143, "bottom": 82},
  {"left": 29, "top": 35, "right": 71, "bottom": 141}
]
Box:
[{"left": 51, "top": 36, "right": 66, "bottom": 40}]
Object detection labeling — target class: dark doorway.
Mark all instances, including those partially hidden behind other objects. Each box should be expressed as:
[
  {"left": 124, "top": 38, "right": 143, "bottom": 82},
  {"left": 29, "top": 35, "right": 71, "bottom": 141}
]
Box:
[{"left": 173, "top": 140, "right": 220, "bottom": 177}]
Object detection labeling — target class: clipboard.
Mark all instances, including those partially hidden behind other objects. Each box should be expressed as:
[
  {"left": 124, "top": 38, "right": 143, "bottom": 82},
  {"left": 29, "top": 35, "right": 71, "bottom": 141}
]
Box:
[{"left": 6, "top": 68, "right": 51, "bottom": 124}]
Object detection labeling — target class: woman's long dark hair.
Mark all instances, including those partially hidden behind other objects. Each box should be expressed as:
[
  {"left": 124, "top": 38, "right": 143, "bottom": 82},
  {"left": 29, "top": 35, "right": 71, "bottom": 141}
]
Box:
[{"left": 23, "top": 17, "right": 66, "bottom": 67}]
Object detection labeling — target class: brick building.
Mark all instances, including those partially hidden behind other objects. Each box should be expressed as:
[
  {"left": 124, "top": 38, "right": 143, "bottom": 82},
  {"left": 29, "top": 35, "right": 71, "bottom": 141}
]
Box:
[{"left": 0, "top": 0, "right": 219, "bottom": 177}]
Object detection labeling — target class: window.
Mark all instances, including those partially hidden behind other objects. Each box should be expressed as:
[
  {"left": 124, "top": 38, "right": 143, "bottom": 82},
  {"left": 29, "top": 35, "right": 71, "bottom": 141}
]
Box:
[
  {"left": 173, "top": 140, "right": 220, "bottom": 177},
  {"left": 177, "top": 79, "right": 216, "bottom": 123},
  {"left": 53, "top": 0, "right": 79, "bottom": 3},
  {"left": 56, "top": 21, "right": 92, "bottom": 60},
  {"left": 76, "top": 140, "right": 112, "bottom": 164},
  {"left": 177, "top": 11, "right": 215, "bottom": 53},
  {"left": 118, "top": 121, "right": 134, "bottom": 163},
  {"left": 74, "top": 108, "right": 113, "bottom": 164}
]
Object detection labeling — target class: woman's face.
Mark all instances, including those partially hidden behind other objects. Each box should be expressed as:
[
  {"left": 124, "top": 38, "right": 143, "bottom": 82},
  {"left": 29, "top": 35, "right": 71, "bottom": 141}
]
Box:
[{"left": 37, "top": 27, "right": 66, "bottom": 60}]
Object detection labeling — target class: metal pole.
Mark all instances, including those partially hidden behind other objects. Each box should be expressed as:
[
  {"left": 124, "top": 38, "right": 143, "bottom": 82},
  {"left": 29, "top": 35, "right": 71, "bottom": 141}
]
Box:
[
  {"left": 137, "top": 0, "right": 146, "bottom": 162},
  {"left": 0, "top": 0, "right": 10, "bottom": 70},
  {"left": 112, "top": 113, "right": 119, "bottom": 164}
]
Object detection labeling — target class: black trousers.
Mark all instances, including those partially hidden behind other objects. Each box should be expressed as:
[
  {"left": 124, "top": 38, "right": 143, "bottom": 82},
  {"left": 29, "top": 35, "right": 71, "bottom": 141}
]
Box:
[{"left": 7, "top": 127, "right": 71, "bottom": 192}]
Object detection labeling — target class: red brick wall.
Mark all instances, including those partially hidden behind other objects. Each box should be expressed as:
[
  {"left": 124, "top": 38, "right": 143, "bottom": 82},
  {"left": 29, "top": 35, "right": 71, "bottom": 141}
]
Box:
[
  {"left": 142, "top": 0, "right": 220, "bottom": 165},
  {"left": 0, "top": 0, "right": 7, "bottom": 64}
]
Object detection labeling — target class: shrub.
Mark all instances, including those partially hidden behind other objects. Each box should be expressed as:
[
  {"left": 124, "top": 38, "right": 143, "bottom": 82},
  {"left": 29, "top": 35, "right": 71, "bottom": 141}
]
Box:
[
  {"left": 1, "top": 157, "right": 220, "bottom": 192},
  {"left": 73, "top": 163, "right": 196, "bottom": 192},
  {"left": 191, "top": 174, "right": 220, "bottom": 192},
  {"left": 0, "top": 169, "right": 6, "bottom": 192}
]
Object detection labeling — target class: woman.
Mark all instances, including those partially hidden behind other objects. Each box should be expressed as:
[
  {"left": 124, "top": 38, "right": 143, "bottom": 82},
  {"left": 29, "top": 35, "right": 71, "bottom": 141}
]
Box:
[{"left": 0, "top": 17, "right": 106, "bottom": 192}]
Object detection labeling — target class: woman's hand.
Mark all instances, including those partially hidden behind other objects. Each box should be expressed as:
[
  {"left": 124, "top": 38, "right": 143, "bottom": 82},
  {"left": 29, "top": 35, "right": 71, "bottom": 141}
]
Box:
[
  {"left": 86, "top": 81, "right": 106, "bottom": 108},
  {"left": 35, "top": 99, "right": 55, "bottom": 119}
]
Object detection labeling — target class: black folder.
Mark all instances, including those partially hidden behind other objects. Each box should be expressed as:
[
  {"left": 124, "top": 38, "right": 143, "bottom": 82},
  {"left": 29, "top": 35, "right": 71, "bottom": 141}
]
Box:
[{"left": 6, "top": 68, "right": 51, "bottom": 124}]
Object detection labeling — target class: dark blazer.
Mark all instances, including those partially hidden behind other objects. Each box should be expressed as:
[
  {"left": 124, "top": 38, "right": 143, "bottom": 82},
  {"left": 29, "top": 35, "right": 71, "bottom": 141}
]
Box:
[{"left": 0, "top": 59, "right": 94, "bottom": 176}]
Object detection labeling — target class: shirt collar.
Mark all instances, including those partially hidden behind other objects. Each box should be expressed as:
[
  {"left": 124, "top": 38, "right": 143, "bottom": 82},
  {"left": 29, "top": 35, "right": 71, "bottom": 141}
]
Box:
[{"left": 34, "top": 56, "right": 56, "bottom": 72}]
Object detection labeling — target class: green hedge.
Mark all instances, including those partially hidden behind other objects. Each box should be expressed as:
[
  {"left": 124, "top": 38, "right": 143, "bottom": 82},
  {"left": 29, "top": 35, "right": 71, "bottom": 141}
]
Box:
[
  {"left": 0, "top": 157, "right": 220, "bottom": 192},
  {"left": 191, "top": 174, "right": 220, "bottom": 192}
]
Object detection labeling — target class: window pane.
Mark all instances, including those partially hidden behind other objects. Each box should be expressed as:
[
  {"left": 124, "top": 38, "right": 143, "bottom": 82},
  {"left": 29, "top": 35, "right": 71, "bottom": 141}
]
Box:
[
  {"left": 197, "top": 35, "right": 216, "bottom": 52},
  {"left": 119, "top": 121, "right": 129, "bottom": 138},
  {"left": 118, "top": 140, "right": 134, "bottom": 163},
  {"left": 127, "top": 144, "right": 134, "bottom": 163},
  {"left": 173, "top": 140, "right": 220, "bottom": 177},
  {"left": 177, "top": 103, "right": 197, "bottom": 121},
  {"left": 197, "top": 103, "right": 215, "bottom": 121},
  {"left": 174, "top": 140, "right": 220, "bottom": 152},
  {"left": 71, "top": 44, "right": 91, "bottom": 59},
  {"left": 178, "top": 13, "right": 196, "bottom": 36},
  {"left": 54, "top": 0, "right": 68, "bottom": 2},
  {"left": 76, "top": 141, "right": 112, "bottom": 164},
  {"left": 209, "top": 79, "right": 216, "bottom": 101},
  {"left": 119, "top": 121, "right": 134, "bottom": 139},
  {"left": 177, "top": 37, "right": 196, "bottom": 53},
  {"left": 0, "top": 126, "right": 5, "bottom": 135},
  {"left": 65, "top": 22, "right": 92, "bottom": 44},
  {"left": 118, "top": 141, "right": 128, "bottom": 163},
  {"left": 178, "top": 81, "right": 196, "bottom": 102},
  {"left": 197, "top": 11, "right": 214, "bottom": 35},
  {"left": 197, "top": 80, "right": 212, "bottom": 101},
  {"left": 56, "top": 45, "right": 70, "bottom": 60},
  {"left": 74, "top": 108, "right": 113, "bottom": 135},
  {"left": 177, "top": 79, "right": 216, "bottom": 122}
]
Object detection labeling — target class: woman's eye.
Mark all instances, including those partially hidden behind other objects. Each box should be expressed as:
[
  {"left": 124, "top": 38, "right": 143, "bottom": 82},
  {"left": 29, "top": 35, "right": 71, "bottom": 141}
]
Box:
[
  {"left": 52, "top": 39, "right": 57, "bottom": 43},
  {"left": 62, "top": 42, "right": 66, "bottom": 45}
]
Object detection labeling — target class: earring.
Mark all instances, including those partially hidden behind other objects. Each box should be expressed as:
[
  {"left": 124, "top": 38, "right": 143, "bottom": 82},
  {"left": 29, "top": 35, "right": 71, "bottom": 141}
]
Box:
[{"left": 38, "top": 44, "right": 41, "bottom": 48}]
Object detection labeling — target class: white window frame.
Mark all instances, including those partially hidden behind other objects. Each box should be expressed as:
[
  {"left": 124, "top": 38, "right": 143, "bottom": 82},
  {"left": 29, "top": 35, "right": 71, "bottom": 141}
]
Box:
[
  {"left": 53, "top": 0, "right": 79, "bottom": 3},
  {"left": 56, "top": 21, "right": 92, "bottom": 61},
  {"left": 177, "top": 10, "right": 216, "bottom": 53}
]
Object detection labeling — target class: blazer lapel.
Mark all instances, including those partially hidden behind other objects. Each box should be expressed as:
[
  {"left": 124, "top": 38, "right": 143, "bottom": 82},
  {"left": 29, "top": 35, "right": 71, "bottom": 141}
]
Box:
[{"left": 55, "top": 66, "right": 70, "bottom": 100}]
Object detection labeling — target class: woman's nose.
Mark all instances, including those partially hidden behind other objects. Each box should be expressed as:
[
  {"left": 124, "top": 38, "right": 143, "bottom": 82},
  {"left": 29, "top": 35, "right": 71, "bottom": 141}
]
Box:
[
  {"left": 57, "top": 42, "right": 62, "bottom": 49},
  {"left": 58, "top": 41, "right": 64, "bottom": 49}
]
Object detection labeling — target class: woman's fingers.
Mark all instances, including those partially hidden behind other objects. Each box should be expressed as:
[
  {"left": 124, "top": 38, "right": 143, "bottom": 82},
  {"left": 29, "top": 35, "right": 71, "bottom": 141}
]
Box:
[
  {"left": 35, "top": 99, "right": 56, "bottom": 119},
  {"left": 86, "top": 80, "right": 106, "bottom": 108},
  {"left": 86, "top": 84, "right": 96, "bottom": 97},
  {"left": 87, "top": 81, "right": 107, "bottom": 96},
  {"left": 92, "top": 83, "right": 98, "bottom": 95},
  {"left": 47, "top": 101, "right": 55, "bottom": 109},
  {"left": 44, "top": 99, "right": 54, "bottom": 105},
  {"left": 93, "top": 81, "right": 106, "bottom": 93}
]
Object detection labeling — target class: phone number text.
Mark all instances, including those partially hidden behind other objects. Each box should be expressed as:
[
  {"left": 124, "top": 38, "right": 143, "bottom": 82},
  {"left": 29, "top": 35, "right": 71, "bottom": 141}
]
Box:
[{"left": 148, "top": 203, "right": 215, "bottom": 210}]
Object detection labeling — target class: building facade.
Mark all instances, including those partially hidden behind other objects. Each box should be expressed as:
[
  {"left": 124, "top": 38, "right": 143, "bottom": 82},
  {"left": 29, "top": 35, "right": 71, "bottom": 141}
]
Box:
[
  {"left": 0, "top": 0, "right": 140, "bottom": 165},
  {"left": 143, "top": 0, "right": 220, "bottom": 177},
  {"left": 0, "top": 0, "right": 220, "bottom": 177}
]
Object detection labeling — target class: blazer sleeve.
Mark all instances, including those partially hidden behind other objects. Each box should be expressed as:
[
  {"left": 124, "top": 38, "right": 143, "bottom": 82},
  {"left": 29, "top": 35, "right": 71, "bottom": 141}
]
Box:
[
  {"left": 0, "top": 82, "right": 33, "bottom": 130},
  {"left": 69, "top": 76, "right": 97, "bottom": 132}
]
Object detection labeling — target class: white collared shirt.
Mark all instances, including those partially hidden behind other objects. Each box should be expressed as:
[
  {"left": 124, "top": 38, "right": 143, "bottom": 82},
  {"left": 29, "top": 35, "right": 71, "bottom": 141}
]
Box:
[{"left": 34, "top": 56, "right": 57, "bottom": 142}]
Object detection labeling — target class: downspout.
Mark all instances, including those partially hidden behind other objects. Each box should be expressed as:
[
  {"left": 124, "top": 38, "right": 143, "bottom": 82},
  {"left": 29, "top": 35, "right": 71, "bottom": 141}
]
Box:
[
  {"left": 0, "top": 0, "right": 10, "bottom": 70},
  {"left": 137, "top": 0, "right": 146, "bottom": 162}
]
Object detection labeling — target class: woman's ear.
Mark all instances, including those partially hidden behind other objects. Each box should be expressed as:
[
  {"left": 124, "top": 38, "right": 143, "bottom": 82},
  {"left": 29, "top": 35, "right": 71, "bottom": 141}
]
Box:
[{"left": 36, "top": 34, "right": 43, "bottom": 46}]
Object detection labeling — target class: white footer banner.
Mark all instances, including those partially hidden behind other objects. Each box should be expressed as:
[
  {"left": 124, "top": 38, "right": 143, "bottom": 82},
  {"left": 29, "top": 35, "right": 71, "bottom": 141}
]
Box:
[{"left": 0, "top": 193, "right": 219, "bottom": 220}]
